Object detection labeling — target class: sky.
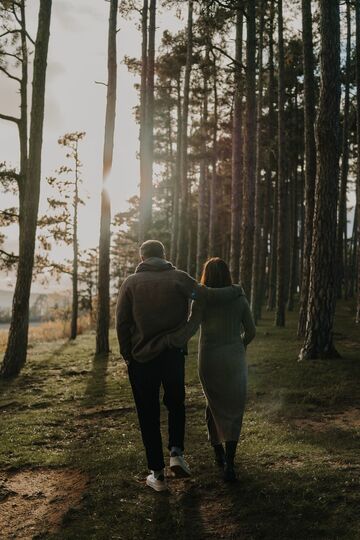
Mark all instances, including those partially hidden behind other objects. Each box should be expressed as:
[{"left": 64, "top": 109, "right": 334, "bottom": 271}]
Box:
[{"left": 0, "top": 0, "right": 182, "bottom": 291}]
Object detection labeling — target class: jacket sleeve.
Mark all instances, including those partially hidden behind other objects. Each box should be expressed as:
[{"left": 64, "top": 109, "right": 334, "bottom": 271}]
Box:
[
  {"left": 115, "top": 280, "right": 134, "bottom": 364},
  {"left": 241, "top": 297, "right": 256, "bottom": 347},
  {"left": 166, "top": 301, "right": 203, "bottom": 348}
]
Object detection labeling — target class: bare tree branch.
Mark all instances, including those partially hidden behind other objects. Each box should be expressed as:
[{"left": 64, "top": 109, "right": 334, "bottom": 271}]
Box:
[
  {"left": 0, "top": 112, "right": 20, "bottom": 124},
  {"left": 0, "top": 65, "right": 21, "bottom": 83}
]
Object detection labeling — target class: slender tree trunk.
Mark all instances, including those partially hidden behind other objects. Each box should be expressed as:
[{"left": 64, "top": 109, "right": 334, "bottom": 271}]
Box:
[
  {"left": 298, "top": 0, "right": 317, "bottom": 336},
  {"left": 1, "top": 0, "right": 52, "bottom": 378},
  {"left": 18, "top": 0, "right": 28, "bottom": 210},
  {"left": 336, "top": 0, "right": 351, "bottom": 300},
  {"left": 176, "top": 0, "right": 193, "bottom": 270},
  {"left": 299, "top": 0, "right": 341, "bottom": 359},
  {"left": 208, "top": 56, "right": 218, "bottom": 256},
  {"left": 275, "top": 0, "right": 286, "bottom": 327},
  {"left": 139, "top": 0, "right": 151, "bottom": 242},
  {"left": 96, "top": 0, "right": 117, "bottom": 353},
  {"left": 287, "top": 168, "right": 298, "bottom": 311},
  {"left": 196, "top": 51, "right": 209, "bottom": 278},
  {"left": 170, "top": 76, "right": 181, "bottom": 262},
  {"left": 356, "top": 0, "right": 360, "bottom": 323},
  {"left": 230, "top": 1, "right": 243, "bottom": 283},
  {"left": 250, "top": 0, "right": 266, "bottom": 322},
  {"left": 71, "top": 150, "right": 79, "bottom": 340},
  {"left": 266, "top": 0, "right": 277, "bottom": 311},
  {"left": 240, "top": 0, "right": 256, "bottom": 296}
]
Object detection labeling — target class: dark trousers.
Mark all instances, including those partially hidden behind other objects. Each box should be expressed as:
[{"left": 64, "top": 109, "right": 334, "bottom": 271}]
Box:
[{"left": 128, "top": 348, "right": 185, "bottom": 471}]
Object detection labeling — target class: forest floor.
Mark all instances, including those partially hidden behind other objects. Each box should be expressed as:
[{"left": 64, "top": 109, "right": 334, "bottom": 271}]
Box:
[{"left": 0, "top": 302, "right": 359, "bottom": 540}]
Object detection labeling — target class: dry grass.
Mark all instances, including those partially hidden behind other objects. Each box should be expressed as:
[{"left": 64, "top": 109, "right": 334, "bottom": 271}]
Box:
[{"left": 0, "top": 316, "right": 93, "bottom": 352}]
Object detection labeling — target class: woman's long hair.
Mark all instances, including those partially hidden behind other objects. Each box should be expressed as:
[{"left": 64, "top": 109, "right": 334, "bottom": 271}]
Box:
[{"left": 200, "top": 257, "right": 232, "bottom": 288}]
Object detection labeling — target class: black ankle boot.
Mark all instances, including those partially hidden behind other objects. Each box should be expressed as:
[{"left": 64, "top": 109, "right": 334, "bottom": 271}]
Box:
[
  {"left": 213, "top": 444, "right": 226, "bottom": 467},
  {"left": 223, "top": 462, "right": 237, "bottom": 483}
]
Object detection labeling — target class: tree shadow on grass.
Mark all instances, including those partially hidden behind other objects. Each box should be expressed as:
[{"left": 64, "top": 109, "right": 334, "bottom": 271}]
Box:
[
  {"left": 81, "top": 352, "right": 109, "bottom": 409},
  {"left": 224, "top": 463, "right": 359, "bottom": 540}
]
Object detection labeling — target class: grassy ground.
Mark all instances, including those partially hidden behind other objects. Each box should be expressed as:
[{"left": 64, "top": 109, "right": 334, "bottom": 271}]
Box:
[{"left": 0, "top": 302, "right": 359, "bottom": 539}]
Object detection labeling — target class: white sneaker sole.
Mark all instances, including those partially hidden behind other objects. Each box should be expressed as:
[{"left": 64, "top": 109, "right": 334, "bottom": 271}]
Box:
[
  {"left": 170, "top": 456, "right": 191, "bottom": 478},
  {"left": 146, "top": 476, "right": 168, "bottom": 492}
]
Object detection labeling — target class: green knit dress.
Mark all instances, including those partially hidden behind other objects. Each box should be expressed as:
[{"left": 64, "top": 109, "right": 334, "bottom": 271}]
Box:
[{"left": 167, "top": 288, "right": 256, "bottom": 445}]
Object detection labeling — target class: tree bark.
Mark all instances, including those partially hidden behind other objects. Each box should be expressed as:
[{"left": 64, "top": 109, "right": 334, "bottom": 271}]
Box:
[
  {"left": 208, "top": 55, "right": 218, "bottom": 257},
  {"left": 250, "top": 0, "right": 266, "bottom": 323},
  {"left": 170, "top": 76, "right": 182, "bottom": 262},
  {"left": 299, "top": 0, "right": 341, "bottom": 359},
  {"left": 298, "top": 0, "right": 317, "bottom": 336},
  {"left": 196, "top": 49, "right": 209, "bottom": 278},
  {"left": 356, "top": 0, "right": 360, "bottom": 323},
  {"left": 176, "top": 0, "right": 193, "bottom": 270},
  {"left": 230, "top": 1, "right": 243, "bottom": 283},
  {"left": 336, "top": 0, "right": 351, "bottom": 300},
  {"left": 96, "top": 0, "right": 118, "bottom": 354},
  {"left": 1, "top": 0, "right": 52, "bottom": 378},
  {"left": 275, "top": 0, "right": 286, "bottom": 327},
  {"left": 71, "top": 146, "right": 79, "bottom": 340},
  {"left": 240, "top": 0, "right": 256, "bottom": 297},
  {"left": 266, "top": 0, "right": 277, "bottom": 311},
  {"left": 138, "top": 0, "right": 150, "bottom": 242}
]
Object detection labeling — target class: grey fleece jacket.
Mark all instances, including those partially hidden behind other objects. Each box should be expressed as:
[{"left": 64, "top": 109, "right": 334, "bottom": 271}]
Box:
[{"left": 116, "top": 257, "right": 242, "bottom": 363}]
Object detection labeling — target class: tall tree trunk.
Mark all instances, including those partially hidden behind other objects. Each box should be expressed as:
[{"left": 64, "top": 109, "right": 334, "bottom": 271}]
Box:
[
  {"left": 240, "top": 0, "right": 256, "bottom": 296},
  {"left": 287, "top": 167, "right": 298, "bottom": 311},
  {"left": 266, "top": 0, "right": 277, "bottom": 311},
  {"left": 138, "top": 0, "right": 150, "bottom": 242},
  {"left": 275, "top": 0, "right": 286, "bottom": 327},
  {"left": 18, "top": 0, "right": 28, "bottom": 210},
  {"left": 170, "top": 76, "right": 182, "bottom": 262},
  {"left": 1, "top": 0, "right": 52, "bottom": 378},
  {"left": 176, "top": 0, "right": 193, "bottom": 270},
  {"left": 230, "top": 1, "right": 243, "bottom": 283},
  {"left": 356, "top": 0, "right": 360, "bottom": 323},
  {"left": 208, "top": 56, "right": 218, "bottom": 257},
  {"left": 71, "top": 149, "right": 79, "bottom": 340},
  {"left": 336, "top": 0, "right": 351, "bottom": 300},
  {"left": 298, "top": 0, "right": 317, "bottom": 336},
  {"left": 299, "top": 0, "right": 341, "bottom": 359},
  {"left": 250, "top": 0, "right": 266, "bottom": 322},
  {"left": 96, "top": 0, "right": 118, "bottom": 353},
  {"left": 196, "top": 51, "right": 209, "bottom": 278}
]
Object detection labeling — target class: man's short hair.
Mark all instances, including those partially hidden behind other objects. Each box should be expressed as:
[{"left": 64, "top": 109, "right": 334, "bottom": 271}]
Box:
[{"left": 140, "top": 240, "right": 166, "bottom": 260}]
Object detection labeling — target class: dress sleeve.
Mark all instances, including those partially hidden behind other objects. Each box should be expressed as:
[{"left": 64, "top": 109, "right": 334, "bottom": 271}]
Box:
[
  {"left": 166, "top": 300, "right": 203, "bottom": 348},
  {"left": 241, "top": 297, "right": 256, "bottom": 347}
]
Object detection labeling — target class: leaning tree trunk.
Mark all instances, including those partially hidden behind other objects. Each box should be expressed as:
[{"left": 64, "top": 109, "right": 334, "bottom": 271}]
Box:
[
  {"left": 230, "top": 1, "right": 243, "bottom": 283},
  {"left": 240, "top": 0, "right": 256, "bottom": 296},
  {"left": 298, "top": 0, "right": 317, "bottom": 336},
  {"left": 1, "top": 0, "right": 52, "bottom": 378},
  {"left": 356, "top": 0, "right": 360, "bottom": 323},
  {"left": 299, "top": 0, "right": 341, "bottom": 359},
  {"left": 336, "top": 0, "right": 351, "bottom": 300},
  {"left": 275, "top": 0, "right": 286, "bottom": 327},
  {"left": 250, "top": 0, "right": 266, "bottom": 323},
  {"left": 176, "top": 0, "right": 193, "bottom": 270},
  {"left": 96, "top": 0, "right": 118, "bottom": 354}
]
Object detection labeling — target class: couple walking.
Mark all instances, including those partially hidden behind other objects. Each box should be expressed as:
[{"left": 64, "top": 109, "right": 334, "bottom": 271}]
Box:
[{"left": 116, "top": 240, "right": 255, "bottom": 491}]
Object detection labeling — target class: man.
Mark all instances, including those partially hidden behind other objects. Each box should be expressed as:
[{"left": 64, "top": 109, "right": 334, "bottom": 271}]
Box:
[{"left": 116, "top": 240, "right": 239, "bottom": 492}]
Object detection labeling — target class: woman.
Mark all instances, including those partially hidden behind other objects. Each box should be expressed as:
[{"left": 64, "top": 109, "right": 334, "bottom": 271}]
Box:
[{"left": 165, "top": 257, "right": 256, "bottom": 482}]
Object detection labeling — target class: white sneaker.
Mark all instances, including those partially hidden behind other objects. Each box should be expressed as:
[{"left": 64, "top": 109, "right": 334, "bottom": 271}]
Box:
[
  {"left": 146, "top": 472, "right": 168, "bottom": 492},
  {"left": 170, "top": 453, "right": 191, "bottom": 478}
]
